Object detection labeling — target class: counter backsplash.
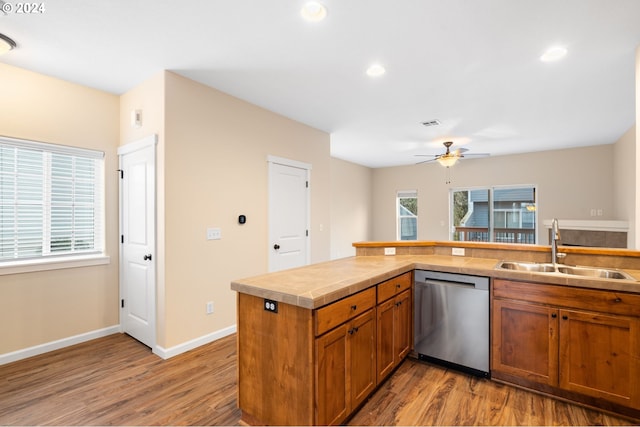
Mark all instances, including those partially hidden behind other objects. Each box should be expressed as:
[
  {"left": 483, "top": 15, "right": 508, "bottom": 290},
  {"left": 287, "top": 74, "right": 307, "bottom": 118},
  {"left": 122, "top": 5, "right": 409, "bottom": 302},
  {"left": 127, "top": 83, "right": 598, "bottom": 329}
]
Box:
[{"left": 353, "top": 241, "right": 640, "bottom": 270}]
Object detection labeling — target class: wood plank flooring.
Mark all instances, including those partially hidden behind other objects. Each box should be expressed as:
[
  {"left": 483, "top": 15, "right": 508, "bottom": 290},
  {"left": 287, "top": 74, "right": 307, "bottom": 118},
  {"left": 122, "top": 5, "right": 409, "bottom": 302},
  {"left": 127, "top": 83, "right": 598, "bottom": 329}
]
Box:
[{"left": 0, "top": 333, "right": 636, "bottom": 426}]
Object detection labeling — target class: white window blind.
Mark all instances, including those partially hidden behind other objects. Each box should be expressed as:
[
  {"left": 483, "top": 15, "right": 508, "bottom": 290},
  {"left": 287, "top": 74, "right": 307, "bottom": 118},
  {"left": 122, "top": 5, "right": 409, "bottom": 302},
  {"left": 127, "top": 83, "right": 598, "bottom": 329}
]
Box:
[{"left": 0, "top": 136, "right": 104, "bottom": 261}]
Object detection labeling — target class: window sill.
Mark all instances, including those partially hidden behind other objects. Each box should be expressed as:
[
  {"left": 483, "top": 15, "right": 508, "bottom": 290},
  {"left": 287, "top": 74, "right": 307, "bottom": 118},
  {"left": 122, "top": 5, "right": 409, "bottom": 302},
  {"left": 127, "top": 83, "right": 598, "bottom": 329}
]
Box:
[{"left": 0, "top": 254, "right": 111, "bottom": 276}]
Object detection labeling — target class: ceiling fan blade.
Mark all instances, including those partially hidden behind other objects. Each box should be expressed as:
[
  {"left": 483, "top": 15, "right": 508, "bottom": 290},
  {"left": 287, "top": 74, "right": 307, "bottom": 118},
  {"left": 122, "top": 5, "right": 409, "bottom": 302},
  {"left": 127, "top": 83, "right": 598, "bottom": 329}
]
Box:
[
  {"left": 415, "top": 158, "right": 438, "bottom": 165},
  {"left": 463, "top": 153, "right": 491, "bottom": 157}
]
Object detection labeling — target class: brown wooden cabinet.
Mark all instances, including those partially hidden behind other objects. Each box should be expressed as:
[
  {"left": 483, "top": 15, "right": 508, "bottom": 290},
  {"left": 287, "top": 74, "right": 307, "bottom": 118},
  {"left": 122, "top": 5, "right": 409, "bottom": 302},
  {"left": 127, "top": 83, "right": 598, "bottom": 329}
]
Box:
[
  {"left": 492, "top": 278, "right": 640, "bottom": 411},
  {"left": 559, "top": 309, "right": 640, "bottom": 407},
  {"left": 237, "top": 272, "right": 414, "bottom": 426},
  {"left": 316, "top": 309, "right": 376, "bottom": 426},
  {"left": 492, "top": 298, "right": 559, "bottom": 386},
  {"left": 377, "top": 289, "right": 411, "bottom": 381}
]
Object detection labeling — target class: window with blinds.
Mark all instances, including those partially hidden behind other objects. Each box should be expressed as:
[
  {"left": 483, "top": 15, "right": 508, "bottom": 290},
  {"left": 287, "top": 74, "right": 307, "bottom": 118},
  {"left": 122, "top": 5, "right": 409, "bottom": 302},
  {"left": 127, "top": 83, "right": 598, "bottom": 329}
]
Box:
[{"left": 0, "top": 136, "right": 104, "bottom": 262}]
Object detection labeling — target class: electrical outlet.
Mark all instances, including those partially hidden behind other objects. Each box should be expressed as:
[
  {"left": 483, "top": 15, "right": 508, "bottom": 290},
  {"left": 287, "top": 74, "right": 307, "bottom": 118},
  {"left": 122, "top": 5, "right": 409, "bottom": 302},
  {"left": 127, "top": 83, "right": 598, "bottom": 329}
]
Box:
[
  {"left": 206, "top": 301, "right": 214, "bottom": 314},
  {"left": 384, "top": 247, "right": 396, "bottom": 255},
  {"left": 206, "top": 227, "right": 221, "bottom": 240},
  {"left": 264, "top": 299, "right": 278, "bottom": 313},
  {"left": 452, "top": 247, "right": 465, "bottom": 256}
]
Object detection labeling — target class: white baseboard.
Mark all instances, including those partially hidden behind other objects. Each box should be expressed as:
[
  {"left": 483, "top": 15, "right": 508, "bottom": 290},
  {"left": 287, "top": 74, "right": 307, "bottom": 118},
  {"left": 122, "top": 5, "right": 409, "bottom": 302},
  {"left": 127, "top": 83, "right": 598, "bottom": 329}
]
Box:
[
  {"left": 154, "top": 324, "right": 237, "bottom": 359},
  {"left": 0, "top": 325, "right": 120, "bottom": 366}
]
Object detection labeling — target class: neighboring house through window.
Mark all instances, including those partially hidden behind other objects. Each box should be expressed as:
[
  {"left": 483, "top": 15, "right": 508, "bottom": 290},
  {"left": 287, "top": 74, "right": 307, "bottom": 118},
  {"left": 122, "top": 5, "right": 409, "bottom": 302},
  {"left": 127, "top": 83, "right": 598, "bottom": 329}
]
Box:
[
  {"left": 397, "top": 190, "right": 417, "bottom": 240},
  {"left": 0, "top": 136, "right": 105, "bottom": 263},
  {"left": 451, "top": 185, "right": 537, "bottom": 244}
]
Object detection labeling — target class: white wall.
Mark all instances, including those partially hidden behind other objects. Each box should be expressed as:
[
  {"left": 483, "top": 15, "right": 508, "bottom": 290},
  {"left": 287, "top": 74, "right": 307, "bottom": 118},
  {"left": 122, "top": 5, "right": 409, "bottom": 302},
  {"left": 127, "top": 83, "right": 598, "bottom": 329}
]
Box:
[
  {"left": 330, "top": 158, "right": 373, "bottom": 259},
  {"left": 372, "top": 144, "right": 618, "bottom": 245}
]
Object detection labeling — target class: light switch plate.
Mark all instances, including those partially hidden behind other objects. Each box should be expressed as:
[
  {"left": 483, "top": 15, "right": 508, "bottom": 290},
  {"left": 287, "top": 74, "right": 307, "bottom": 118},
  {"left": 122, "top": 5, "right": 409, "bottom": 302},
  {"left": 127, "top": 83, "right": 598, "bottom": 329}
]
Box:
[
  {"left": 452, "top": 247, "right": 465, "bottom": 256},
  {"left": 384, "top": 247, "right": 396, "bottom": 255}
]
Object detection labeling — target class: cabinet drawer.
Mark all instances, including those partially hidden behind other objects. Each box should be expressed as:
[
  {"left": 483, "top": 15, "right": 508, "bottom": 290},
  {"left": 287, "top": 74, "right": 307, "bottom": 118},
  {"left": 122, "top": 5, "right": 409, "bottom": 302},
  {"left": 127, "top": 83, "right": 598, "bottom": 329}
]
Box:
[
  {"left": 494, "top": 279, "right": 640, "bottom": 317},
  {"left": 315, "top": 288, "right": 376, "bottom": 336},
  {"left": 377, "top": 272, "right": 412, "bottom": 303}
]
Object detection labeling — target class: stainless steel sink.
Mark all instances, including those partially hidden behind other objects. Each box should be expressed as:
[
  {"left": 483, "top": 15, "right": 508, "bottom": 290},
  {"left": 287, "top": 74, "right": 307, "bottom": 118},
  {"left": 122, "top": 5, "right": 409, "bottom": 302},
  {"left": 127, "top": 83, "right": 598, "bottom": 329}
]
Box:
[
  {"left": 496, "top": 261, "right": 557, "bottom": 272},
  {"left": 496, "top": 261, "right": 635, "bottom": 280},
  {"left": 556, "top": 265, "right": 635, "bottom": 280}
]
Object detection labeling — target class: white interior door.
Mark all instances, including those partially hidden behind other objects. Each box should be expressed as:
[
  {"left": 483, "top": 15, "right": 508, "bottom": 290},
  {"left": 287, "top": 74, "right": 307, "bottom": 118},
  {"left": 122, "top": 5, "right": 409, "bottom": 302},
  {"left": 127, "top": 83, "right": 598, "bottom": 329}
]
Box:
[
  {"left": 268, "top": 157, "right": 310, "bottom": 272},
  {"left": 118, "top": 135, "right": 156, "bottom": 348}
]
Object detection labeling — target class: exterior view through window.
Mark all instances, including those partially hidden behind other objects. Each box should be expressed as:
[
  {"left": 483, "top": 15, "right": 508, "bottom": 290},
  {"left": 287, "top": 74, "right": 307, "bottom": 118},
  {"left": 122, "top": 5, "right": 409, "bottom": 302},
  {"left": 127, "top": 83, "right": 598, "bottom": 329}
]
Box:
[
  {"left": 451, "top": 186, "right": 536, "bottom": 244},
  {"left": 397, "top": 190, "right": 417, "bottom": 240},
  {"left": 0, "top": 136, "right": 104, "bottom": 261}
]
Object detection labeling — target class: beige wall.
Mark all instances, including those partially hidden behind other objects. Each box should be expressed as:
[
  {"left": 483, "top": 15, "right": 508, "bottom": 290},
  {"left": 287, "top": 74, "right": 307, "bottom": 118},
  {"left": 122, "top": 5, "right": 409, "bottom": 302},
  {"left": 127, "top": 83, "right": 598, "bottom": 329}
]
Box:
[
  {"left": 119, "top": 72, "right": 167, "bottom": 346},
  {"left": 0, "top": 63, "right": 120, "bottom": 354},
  {"left": 372, "top": 145, "right": 617, "bottom": 245},
  {"left": 636, "top": 46, "right": 640, "bottom": 248},
  {"left": 614, "top": 125, "right": 636, "bottom": 247},
  {"left": 330, "top": 158, "right": 373, "bottom": 259},
  {"left": 161, "top": 72, "right": 330, "bottom": 348}
]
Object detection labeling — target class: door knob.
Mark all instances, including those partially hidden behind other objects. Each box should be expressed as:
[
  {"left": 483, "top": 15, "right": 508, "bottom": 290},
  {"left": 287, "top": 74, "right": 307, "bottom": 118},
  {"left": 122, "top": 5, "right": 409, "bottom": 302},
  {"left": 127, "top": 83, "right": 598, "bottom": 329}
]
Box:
[
  {"left": 144, "top": 254, "right": 152, "bottom": 261},
  {"left": 273, "top": 244, "right": 280, "bottom": 250}
]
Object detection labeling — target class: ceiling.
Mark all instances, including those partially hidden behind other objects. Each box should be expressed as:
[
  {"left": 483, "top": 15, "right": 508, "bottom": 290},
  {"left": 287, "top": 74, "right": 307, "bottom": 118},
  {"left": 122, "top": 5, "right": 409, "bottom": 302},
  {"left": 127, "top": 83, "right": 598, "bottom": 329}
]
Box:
[{"left": 2, "top": 0, "right": 640, "bottom": 168}]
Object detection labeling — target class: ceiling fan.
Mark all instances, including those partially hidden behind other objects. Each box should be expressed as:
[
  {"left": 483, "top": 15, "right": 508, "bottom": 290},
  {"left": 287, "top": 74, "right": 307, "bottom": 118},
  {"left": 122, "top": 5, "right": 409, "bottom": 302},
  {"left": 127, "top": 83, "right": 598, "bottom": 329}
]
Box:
[{"left": 415, "top": 141, "right": 490, "bottom": 167}]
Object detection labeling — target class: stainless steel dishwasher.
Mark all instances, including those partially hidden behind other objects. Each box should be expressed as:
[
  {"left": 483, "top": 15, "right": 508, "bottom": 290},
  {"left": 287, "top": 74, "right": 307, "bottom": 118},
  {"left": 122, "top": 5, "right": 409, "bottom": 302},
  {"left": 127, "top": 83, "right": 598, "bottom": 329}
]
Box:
[{"left": 414, "top": 270, "right": 490, "bottom": 377}]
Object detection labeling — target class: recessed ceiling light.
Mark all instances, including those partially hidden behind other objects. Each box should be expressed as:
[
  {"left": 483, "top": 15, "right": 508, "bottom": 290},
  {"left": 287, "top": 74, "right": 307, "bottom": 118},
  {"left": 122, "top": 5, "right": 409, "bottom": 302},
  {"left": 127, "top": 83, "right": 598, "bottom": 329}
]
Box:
[
  {"left": 540, "top": 46, "right": 567, "bottom": 62},
  {"left": 366, "top": 64, "right": 386, "bottom": 77},
  {"left": 300, "top": 1, "right": 327, "bottom": 22},
  {"left": 0, "top": 33, "right": 16, "bottom": 55}
]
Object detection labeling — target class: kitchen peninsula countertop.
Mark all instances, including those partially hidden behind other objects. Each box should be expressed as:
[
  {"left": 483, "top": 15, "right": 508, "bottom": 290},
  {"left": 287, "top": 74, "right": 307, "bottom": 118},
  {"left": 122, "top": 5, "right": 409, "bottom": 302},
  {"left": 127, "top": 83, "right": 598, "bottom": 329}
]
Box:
[{"left": 231, "top": 254, "right": 640, "bottom": 309}]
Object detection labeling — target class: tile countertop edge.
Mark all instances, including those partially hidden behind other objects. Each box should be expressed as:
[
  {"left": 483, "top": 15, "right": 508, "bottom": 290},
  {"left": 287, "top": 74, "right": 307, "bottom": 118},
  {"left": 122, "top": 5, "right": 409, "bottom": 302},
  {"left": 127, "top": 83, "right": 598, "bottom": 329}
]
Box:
[{"left": 230, "top": 255, "right": 640, "bottom": 309}]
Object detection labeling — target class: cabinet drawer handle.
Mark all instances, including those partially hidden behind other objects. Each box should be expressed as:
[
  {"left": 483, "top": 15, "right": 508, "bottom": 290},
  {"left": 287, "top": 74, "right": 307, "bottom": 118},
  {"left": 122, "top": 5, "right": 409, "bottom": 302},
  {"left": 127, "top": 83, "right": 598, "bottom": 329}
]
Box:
[
  {"left": 351, "top": 305, "right": 357, "bottom": 311},
  {"left": 562, "top": 315, "right": 568, "bottom": 320},
  {"left": 614, "top": 297, "right": 622, "bottom": 303},
  {"left": 396, "top": 284, "right": 401, "bottom": 288},
  {"left": 348, "top": 327, "right": 359, "bottom": 335},
  {"left": 551, "top": 313, "right": 557, "bottom": 318}
]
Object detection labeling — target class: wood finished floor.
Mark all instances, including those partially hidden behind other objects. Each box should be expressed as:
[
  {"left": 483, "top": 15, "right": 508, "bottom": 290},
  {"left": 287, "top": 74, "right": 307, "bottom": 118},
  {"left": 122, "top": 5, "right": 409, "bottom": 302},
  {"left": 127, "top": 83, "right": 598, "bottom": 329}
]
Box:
[{"left": 0, "top": 333, "right": 636, "bottom": 426}]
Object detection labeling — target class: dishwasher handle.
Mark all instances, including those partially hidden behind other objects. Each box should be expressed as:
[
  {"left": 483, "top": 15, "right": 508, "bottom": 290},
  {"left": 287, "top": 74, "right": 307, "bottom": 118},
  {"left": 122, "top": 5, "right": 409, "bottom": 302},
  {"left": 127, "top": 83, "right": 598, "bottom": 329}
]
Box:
[
  {"left": 415, "top": 270, "right": 490, "bottom": 291},
  {"left": 417, "top": 278, "right": 488, "bottom": 291}
]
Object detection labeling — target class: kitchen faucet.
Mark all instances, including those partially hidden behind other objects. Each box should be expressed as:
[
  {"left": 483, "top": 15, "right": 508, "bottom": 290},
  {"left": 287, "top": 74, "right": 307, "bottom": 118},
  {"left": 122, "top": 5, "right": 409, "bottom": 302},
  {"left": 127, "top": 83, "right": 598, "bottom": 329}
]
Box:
[{"left": 551, "top": 218, "right": 560, "bottom": 264}]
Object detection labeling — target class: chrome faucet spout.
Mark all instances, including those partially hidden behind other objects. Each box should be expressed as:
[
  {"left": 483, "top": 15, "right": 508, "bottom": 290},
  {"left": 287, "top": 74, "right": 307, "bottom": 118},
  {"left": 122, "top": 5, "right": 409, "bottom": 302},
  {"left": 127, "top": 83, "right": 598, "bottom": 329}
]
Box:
[{"left": 551, "top": 218, "right": 560, "bottom": 265}]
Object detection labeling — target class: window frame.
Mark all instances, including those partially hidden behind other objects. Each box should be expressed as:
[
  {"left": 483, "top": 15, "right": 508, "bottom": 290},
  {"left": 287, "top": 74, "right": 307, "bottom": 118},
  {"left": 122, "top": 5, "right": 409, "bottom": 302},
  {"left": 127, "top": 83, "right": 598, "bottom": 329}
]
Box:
[
  {"left": 396, "top": 190, "right": 418, "bottom": 241},
  {"left": 449, "top": 184, "right": 538, "bottom": 244},
  {"left": 0, "top": 136, "right": 109, "bottom": 274}
]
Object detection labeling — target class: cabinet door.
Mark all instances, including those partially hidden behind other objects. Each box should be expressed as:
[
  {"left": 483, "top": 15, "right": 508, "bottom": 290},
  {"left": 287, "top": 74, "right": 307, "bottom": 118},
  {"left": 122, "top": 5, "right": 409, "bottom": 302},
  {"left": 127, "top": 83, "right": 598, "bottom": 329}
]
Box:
[
  {"left": 559, "top": 309, "right": 640, "bottom": 408},
  {"left": 349, "top": 309, "right": 377, "bottom": 410},
  {"left": 492, "top": 299, "right": 559, "bottom": 386},
  {"left": 376, "top": 298, "right": 395, "bottom": 381},
  {"left": 394, "top": 289, "right": 412, "bottom": 361},
  {"left": 316, "top": 324, "right": 348, "bottom": 426}
]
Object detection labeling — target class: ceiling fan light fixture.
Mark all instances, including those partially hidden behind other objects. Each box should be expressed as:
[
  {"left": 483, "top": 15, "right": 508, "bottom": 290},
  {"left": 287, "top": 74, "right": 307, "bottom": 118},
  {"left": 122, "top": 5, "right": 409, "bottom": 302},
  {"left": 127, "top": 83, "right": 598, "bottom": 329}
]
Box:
[
  {"left": 300, "top": 1, "right": 327, "bottom": 22},
  {"left": 436, "top": 155, "right": 458, "bottom": 167},
  {"left": 0, "top": 33, "right": 16, "bottom": 55},
  {"left": 540, "top": 46, "right": 567, "bottom": 62},
  {"left": 366, "top": 63, "right": 386, "bottom": 77}
]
